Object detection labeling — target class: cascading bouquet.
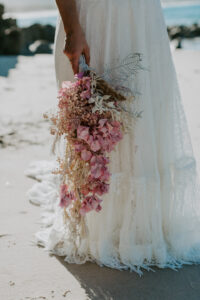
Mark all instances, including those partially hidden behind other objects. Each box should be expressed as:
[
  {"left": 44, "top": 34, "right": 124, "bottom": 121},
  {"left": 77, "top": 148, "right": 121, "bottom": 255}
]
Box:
[{"left": 44, "top": 53, "right": 143, "bottom": 238}]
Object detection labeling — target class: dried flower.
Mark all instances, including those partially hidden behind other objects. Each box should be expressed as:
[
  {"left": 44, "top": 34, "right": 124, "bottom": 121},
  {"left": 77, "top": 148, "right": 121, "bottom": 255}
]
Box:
[
  {"left": 45, "top": 66, "right": 139, "bottom": 218},
  {"left": 59, "top": 184, "right": 76, "bottom": 208}
]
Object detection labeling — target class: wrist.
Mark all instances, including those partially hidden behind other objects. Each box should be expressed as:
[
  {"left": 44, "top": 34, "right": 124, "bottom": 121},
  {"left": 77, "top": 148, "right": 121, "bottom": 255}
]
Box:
[{"left": 65, "top": 23, "right": 83, "bottom": 36}]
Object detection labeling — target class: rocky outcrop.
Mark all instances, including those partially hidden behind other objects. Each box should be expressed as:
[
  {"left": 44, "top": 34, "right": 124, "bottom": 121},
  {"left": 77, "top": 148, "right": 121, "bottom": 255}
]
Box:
[
  {"left": 167, "top": 24, "right": 200, "bottom": 40},
  {"left": 20, "top": 24, "right": 55, "bottom": 54},
  {"left": 0, "top": 4, "right": 21, "bottom": 55},
  {"left": 29, "top": 40, "right": 53, "bottom": 54},
  {"left": 0, "top": 3, "right": 55, "bottom": 55}
]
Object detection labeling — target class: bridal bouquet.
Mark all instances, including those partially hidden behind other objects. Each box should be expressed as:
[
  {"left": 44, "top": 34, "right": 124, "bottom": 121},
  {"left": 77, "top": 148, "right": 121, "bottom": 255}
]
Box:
[{"left": 45, "top": 54, "right": 143, "bottom": 229}]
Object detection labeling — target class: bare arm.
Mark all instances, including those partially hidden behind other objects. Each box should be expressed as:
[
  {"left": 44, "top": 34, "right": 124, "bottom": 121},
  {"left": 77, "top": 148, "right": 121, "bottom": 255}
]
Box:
[{"left": 55, "top": 0, "right": 90, "bottom": 74}]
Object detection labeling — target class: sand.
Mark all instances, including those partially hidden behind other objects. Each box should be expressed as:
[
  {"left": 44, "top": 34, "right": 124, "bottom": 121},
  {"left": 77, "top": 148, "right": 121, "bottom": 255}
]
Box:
[{"left": 0, "top": 51, "right": 200, "bottom": 300}]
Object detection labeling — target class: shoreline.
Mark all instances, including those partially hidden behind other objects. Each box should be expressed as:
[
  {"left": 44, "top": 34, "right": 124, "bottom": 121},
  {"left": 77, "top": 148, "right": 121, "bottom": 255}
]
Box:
[
  {"left": 162, "top": 0, "right": 200, "bottom": 7},
  {"left": 4, "top": 9, "right": 58, "bottom": 20}
]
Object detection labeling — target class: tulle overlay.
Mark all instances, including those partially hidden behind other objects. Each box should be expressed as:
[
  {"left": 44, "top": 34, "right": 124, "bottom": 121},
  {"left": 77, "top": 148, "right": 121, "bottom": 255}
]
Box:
[{"left": 26, "top": 0, "right": 200, "bottom": 274}]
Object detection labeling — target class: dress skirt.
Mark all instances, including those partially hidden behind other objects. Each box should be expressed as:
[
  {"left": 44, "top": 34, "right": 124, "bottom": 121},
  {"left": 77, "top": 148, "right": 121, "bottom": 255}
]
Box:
[{"left": 26, "top": 0, "right": 200, "bottom": 274}]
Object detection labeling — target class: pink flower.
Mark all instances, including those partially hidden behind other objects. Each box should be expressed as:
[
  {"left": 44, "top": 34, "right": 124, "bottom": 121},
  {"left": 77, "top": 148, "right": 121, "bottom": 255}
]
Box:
[
  {"left": 98, "top": 119, "right": 108, "bottom": 128},
  {"left": 96, "top": 119, "right": 123, "bottom": 152},
  {"left": 61, "top": 81, "right": 73, "bottom": 89},
  {"left": 79, "top": 195, "right": 103, "bottom": 216},
  {"left": 90, "top": 181, "right": 110, "bottom": 196},
  {"left": 98, "top": 137, "right": 114, "bottom": 152},
  {"left": 73, "top": 142, "right": 85, "bottom": 152},
  {"left": 95, "top": 204, "right": 102, "bottom": 212},
  {"left": 58, "top": 89, "right": 66, "bottom": 98},
  {"left": 90, "top": 155, "right": 110, "bottom": 181},
  {"left": 79, "top": 201, "right": 91, "bottom": 216},
  {"left": 77, "top": 125, "right": 90, "bottom": 142},
  {"left": 82, "top": 76, "right": 91, "bottom": 88},
  {"left": 78, "top": 76, "right": 91, "bottom": 99},
  {"left": 100, "top": 168, "right": 110, "bottom": 181},
  {"left": 90, "top": 139, "right": 101, "bottom": 152},
  {"left": 59, "top": 184, "right": 76, "bottom": 208},
  {"left": 81, "top": 186, "right": 90, "bottom": 196},
  {"left": 81, "top": 149, "right": 92, "bottom": 161},
  {"left": 90, "top": 164, "right": 102, "bottom": 179},
  {"left": 80, "top": 89, "right": 91, "bottom": 100},
  {"left": 75, "top": 72, "right": 84, "bottom": 79},
  {"left": 111, "top": 120, "right": 121, "bottom": 127},
  {"left": 90, "top": 155, "right": 109, "bottom": 165},
  {"left": 109, "top": 121, "right": 123, "bottom": 142}
]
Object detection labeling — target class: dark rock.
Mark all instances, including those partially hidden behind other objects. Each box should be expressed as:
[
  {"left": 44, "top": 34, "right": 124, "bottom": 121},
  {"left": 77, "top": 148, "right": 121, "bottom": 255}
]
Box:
[
  {"left": 21, "top": 24, "right": 44, "bottom": 51},
  {"left": 43, "top": 24, "right": 55, "bottom": 43},
  {"left": 0, "top": 3, "right": 4, "bottom": 19},
  {"left": 20, "top": 24, "right": 55, "bottom": 54},
  {"left": 190, "top": 24, "right": 200, "bottom": 38},
  {"left": 0, "top": 4, "right": 20, "bottom": 55},
  {"left": 168, "top": 24, "right": 200, "bottom": 40},
  {"left": 176, "top": 37, "right": 183, "bottom": 49},
  {"left": 21, "top": 23, "right": 55, "bottom": 44},
  {"left": 0, "top": 3, "right": 55, "bottom": 55},
  {"left": 29, "top": 40, "right": 53, "bottom": 54},
  {"left": 1, "top": 27, "right": 21, "bottom": 55},
  {"left": 0, "top": 17, "right": 17, "bottom": 28}
]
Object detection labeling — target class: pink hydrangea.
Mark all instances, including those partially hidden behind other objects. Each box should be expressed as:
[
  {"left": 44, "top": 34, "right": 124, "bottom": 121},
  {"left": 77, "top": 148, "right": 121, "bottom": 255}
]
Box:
[
  {"left": 61, "top": 81, "right": 74, "bottom": 89},
  {"left": 75, "top": 72, "right": 84, "bottom": 79},
  {"left": 73, "top": 142, "right": 85, "bottom": 152},
  {"left": 59, "top": 184, "right": 76, "bottom": 208},
  {"left": 90, "top": 181, "right": 110, "bottom": 196},
  {"left": 90, "top": 155, "right": 110, "bottom": 181},
  {"left": 97, "top": 119, "right": 123, "bottom": 152},
  {"left": 80, "top": 89, "right": 91, "bottom": 100},
  {"left": 79, "top": 76, "right": 91, "bottom": 99},
  {"left": 81, "top": 180, "right": 109, "bottom": 196},
  {"left": 81, "top": 149, "right": 92, "bottom": 161},
  {"left": 77, "top": 125, "right": 90, "bottom": 142},
  {"left": 79, "top": 195, "right": 102, "bottom": 216},
  {"left": 89, "top": 137, "right": 101, "bottom": 152},
  {"left": 80, "top": 185, "right": 91, "bottom": 196}
]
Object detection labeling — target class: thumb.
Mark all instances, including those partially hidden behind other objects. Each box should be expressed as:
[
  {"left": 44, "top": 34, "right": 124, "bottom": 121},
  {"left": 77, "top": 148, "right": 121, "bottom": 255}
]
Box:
[
  {"left": 71, "top": 57, "right": 79, "bottom": 75},
  {"left": 83, "top": 45, "right": 90, "bottom": 66}
]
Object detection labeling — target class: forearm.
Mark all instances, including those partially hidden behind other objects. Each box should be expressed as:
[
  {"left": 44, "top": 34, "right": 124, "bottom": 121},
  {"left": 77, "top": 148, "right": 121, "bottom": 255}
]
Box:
[
  {"left": 55, "top": 0, "right": 81, "bottom": 34},
  {"left": 55, "top": 0, "right": 90, "bottom": 73}
]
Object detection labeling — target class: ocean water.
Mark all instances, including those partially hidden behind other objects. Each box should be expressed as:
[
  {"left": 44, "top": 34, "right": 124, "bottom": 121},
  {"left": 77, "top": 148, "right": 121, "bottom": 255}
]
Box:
[
  {"left": 4, "top": 2, "right": 200, "bottom": 28},
  {"left": 164, "top": 3, "right": 200, "bottom": 25}
]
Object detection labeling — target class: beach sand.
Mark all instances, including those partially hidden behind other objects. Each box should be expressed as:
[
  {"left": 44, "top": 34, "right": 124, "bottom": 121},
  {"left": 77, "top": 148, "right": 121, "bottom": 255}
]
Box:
[{"left": 0, "top": 51, "right": 200, "bottom": 300}]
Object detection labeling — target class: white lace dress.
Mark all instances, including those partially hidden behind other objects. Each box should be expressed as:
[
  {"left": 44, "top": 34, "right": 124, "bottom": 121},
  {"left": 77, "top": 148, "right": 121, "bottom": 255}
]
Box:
[{"left": 26, "top": 0, "right": 200, "bottom": 275}]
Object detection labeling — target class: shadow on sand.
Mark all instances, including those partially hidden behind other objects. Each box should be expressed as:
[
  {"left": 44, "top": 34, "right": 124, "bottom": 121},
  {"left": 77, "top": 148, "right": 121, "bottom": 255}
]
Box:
[
  {"left": 0, "top": 55, "right": 18, "bottom": 77},
  {"left": 56, "top": 256, "right": 200, "bottom": 300}
]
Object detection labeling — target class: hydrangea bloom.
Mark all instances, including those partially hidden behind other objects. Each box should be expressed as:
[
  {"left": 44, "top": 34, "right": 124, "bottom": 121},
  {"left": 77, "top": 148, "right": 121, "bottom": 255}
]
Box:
[{"left": 60, "top": 184, "right": 76, "bottom": 208}]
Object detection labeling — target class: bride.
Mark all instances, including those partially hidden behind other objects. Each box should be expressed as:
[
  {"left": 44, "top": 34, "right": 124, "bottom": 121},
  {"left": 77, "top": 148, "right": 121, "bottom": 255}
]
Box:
[{"left": 26, "top": 0, "right": 200, "bottom": 275}]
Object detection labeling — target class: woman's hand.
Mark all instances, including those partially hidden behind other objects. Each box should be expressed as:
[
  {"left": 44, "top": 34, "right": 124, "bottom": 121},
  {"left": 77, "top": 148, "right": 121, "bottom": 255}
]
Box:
[
  {"left": 63, "top": 27, "right": 90, "bottom": 74},
  {"left": 55, "top": 0, "right": 89, "bottom": 74}
]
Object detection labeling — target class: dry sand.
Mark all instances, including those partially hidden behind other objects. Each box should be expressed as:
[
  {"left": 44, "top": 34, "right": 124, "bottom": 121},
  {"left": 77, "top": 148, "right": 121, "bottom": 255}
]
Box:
[{"left": 0, "top": 51, "right": 200, "bottom": 300}]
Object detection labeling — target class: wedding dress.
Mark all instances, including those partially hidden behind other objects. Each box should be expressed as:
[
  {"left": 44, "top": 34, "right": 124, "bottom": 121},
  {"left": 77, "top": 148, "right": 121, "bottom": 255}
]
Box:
[{"left": 26, "top": 0, "right": 200, "bottom": 274}]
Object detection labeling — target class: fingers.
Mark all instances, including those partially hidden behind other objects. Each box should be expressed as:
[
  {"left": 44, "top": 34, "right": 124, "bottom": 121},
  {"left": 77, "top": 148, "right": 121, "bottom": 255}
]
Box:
[
  {"left": 63, "top": 49, "right": 79, "bottom": 74},
  {"left": 83, "top": 45, "right": 90, "bottom": 66},
  {"left": 70, "top": 56, "right": 79, "bottom": 74},
  {"left": 63, "top": 39, "right": 90, "bottom": 74}
]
